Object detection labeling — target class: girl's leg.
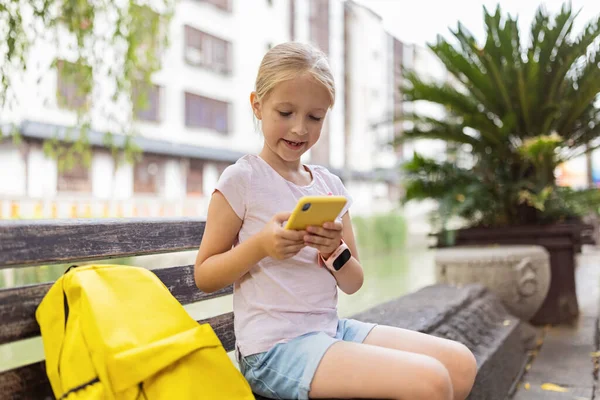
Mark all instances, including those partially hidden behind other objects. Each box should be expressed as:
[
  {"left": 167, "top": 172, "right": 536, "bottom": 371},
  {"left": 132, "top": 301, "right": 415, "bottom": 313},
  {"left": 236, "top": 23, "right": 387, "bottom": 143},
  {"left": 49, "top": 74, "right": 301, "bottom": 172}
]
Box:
[
  {"left": 363, "top": 325, "right": 477, "bottom": 400},
  {"left": 309, "top": 341, "right": 453, "bottom": 400}
]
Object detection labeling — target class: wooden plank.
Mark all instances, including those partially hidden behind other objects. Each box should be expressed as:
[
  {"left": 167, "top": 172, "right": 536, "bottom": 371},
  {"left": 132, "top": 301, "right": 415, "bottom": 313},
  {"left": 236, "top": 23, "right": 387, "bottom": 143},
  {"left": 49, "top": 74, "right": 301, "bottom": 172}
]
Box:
[
  {"left": 0, "top": 362, "right": 54, "bottom": 400},
  {"left": 0, "top": 265, "right": 233, "bottom": 345},
  {"left": 0, "top": 282, "right": 51, "bottom": 346},
  {"left": 154, "top": 265, "right": 232, "bottom": 306},
  {"left": 0, "top": 313, "right": 235, "bottom": 400},
  {"left": 198, "top": 312, "right": 235, "bottom": 352},
  {"left": 0, "top": 218, "right": 205, "bottom": 269}
]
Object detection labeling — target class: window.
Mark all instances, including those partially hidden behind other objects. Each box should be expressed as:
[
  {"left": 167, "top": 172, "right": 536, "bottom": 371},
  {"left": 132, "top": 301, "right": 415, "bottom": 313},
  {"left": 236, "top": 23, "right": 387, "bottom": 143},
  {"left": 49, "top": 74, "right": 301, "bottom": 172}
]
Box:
[
  {"left": 133, "top": 83, "right": 162, "bottom": 122},
  {"left": 56, "top": 60, "right": 92, "bottom": 110},
  {"left": 134, "top": 156, "right": 162, "bottom": 194},
  {"left": 186, "top": 160, "right": 204, "bottom": 196},
  {"left": 57, "top": 156, "right": 91, "bottom": 193},
  {"left": 185, "top": 92, "right": 230, "bottom": 133},
  {"left": 184, "top": 26, "right": 232, "bottom": 75},
  {"left": 198, "top": 0, "right": 231, "bottom": 12}
]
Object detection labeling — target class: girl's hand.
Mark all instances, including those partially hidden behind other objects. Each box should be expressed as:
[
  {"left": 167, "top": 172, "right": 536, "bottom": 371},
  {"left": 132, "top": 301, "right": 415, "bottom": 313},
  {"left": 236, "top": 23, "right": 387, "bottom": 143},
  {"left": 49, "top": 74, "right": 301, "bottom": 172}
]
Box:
[
  {"left": 304, "top": 221, "right": 343, "bottom": 259},
  {"left": 259, "top": 212, "right": 307, "bottom": 260}
]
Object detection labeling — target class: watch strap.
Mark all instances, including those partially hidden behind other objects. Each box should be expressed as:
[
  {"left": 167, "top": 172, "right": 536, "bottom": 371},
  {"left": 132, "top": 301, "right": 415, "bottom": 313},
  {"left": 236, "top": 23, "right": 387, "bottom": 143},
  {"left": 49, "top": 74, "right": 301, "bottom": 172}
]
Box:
[{"left": 318, "top": 240, "right": 351, "bottom": 272}]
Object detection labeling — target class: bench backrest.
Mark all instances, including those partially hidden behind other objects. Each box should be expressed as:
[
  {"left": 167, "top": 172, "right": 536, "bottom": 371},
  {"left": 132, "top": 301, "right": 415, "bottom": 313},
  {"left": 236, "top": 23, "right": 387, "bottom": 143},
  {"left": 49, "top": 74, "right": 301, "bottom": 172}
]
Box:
[{"left": 0, "top": 218, "right": 229, "bottom": 399}]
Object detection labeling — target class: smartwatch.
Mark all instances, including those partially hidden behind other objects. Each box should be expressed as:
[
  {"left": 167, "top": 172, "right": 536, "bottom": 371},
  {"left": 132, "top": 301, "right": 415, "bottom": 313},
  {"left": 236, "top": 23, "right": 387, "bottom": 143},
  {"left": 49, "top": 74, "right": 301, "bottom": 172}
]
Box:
[{"left": 319, "top": 240, "right": 352, "bottom": 272}]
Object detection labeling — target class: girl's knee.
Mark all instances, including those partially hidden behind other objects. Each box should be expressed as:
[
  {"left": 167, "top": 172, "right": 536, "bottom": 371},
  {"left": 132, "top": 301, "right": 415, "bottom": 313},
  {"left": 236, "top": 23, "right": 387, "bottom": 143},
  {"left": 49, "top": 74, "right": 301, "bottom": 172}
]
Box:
[
  {"left": 412, "top": 357, "right": 453, "bottom": 400},
  {"left": 456, "top": 342, "right": 477, "bottom": 376},
  {"left": 450, "top": 342, "right": 478, "bottom": 397}
]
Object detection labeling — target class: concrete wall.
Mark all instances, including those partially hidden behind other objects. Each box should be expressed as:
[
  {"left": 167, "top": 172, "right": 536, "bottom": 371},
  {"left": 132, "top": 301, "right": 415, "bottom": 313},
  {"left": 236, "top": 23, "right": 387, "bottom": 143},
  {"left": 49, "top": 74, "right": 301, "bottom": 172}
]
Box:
[
  {"left": 27, "top": 147, "right": 57, "bottom": 199},
  {"left": 0, "top": 145, "right": 26, "bottom": 197},
  {"left": 91, "top": 153, "right": 114, "bottom": 200}
]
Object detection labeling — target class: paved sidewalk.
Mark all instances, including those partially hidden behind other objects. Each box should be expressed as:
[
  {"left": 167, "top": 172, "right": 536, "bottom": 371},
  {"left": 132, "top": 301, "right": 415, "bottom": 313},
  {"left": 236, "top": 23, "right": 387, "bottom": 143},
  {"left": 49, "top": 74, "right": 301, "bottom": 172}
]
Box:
[{"left": 511, "top": 247, "right": 600, "bottom": 400}]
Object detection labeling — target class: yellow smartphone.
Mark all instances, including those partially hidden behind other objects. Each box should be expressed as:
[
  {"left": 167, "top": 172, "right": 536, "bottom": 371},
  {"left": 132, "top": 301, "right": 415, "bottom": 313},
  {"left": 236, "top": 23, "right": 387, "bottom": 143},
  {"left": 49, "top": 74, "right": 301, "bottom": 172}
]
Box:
[{"left": 285, "top": 195, "right": 347, "bottom": 230}]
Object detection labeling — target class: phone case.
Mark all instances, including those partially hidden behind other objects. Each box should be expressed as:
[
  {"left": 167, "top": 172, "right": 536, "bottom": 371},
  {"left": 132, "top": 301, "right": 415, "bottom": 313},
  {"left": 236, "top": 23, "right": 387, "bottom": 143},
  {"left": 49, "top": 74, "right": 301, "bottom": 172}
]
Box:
[{"left": 285, "top": 196, "right": 347, "bottom": 230}]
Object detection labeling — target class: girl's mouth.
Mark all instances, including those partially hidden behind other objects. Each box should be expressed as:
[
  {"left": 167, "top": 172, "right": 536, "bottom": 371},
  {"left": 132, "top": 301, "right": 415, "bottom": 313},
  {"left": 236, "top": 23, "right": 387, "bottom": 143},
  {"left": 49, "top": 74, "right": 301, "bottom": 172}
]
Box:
[{"left": 282, "top": 139, "right": 305, "bottom": 149}]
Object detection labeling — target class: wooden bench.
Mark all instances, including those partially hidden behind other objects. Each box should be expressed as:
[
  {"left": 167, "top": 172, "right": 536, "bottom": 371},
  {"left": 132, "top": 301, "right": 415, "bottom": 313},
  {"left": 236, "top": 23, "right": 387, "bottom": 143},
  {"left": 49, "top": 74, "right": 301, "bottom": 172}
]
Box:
[{"left": 0, "top": 218, "right": 532, "bottom": 400}]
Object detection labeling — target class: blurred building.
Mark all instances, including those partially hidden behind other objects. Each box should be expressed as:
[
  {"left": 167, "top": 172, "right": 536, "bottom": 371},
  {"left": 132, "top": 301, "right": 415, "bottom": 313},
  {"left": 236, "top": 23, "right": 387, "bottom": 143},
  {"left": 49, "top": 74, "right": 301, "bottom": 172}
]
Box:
[
  {"left": 342, "top": 0, "right": 402, "bottom": 212},
  {"left": 0, "top": 0, "right": 411, "bottom": 220}
]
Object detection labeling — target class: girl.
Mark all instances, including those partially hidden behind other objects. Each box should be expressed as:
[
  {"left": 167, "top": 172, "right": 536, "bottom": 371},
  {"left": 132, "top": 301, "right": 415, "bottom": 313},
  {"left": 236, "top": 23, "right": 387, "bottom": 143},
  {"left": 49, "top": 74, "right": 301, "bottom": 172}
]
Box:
[{"left": 194, "top": 42, "right": 477, "bottom": 400}]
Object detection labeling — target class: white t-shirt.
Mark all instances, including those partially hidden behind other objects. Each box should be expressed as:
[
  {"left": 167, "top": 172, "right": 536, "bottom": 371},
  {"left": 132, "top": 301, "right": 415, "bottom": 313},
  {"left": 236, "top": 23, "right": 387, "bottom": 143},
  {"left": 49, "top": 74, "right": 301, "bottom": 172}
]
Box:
[{"left": 214, "top": 154, "right": 353, "bottom": 357}]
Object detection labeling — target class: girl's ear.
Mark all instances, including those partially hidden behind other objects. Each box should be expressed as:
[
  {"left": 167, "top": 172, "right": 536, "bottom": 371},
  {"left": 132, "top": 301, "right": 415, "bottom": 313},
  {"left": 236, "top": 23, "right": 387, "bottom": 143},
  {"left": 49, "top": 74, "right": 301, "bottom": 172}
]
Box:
[{"left": 250, "top": 92, "right": 262, "bottom": 120}]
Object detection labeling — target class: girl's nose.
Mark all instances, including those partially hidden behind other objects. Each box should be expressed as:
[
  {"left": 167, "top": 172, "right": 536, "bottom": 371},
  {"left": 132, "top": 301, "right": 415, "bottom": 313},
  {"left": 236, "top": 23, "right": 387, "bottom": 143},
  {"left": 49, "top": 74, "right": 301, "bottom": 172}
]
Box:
[{"left": 292, "top": 118, "right": 308, "bottom": 136}]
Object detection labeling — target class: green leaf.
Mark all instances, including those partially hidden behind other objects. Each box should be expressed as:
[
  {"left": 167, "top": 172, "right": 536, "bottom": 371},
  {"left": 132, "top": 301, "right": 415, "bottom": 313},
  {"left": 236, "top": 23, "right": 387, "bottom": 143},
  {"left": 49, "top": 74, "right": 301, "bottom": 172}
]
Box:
[{"left": 400, "top": 3, "right": 600, "bottom": 228}]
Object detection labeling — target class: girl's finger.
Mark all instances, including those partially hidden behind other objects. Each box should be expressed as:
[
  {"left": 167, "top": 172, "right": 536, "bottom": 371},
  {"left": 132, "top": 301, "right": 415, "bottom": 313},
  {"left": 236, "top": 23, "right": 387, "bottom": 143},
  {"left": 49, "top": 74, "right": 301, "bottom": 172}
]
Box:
[
  {"left": 306, "top": 234, "right": 335, "bottom": 245},
  {"left": 283, "top": 243, "right": 305, "bottom": 252},
  {"left": 323, "top": 221, "right": 343, "bottom": 231},
  {"left": 280, "top": 229, "right": 307, "bottom": 241},
  {"left": 279, "top": 237, "right": 305, "bottom": 247},
  {"left": 306, "top": 226, "right": 336, "bottom": 239}
]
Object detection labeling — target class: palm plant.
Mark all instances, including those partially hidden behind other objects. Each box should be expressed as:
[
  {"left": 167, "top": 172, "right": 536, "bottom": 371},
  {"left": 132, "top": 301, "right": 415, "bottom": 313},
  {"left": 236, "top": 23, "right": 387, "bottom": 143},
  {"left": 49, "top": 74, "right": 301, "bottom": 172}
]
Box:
[{"left": 400, "top": 3, "right": 600, "bottom": 229}]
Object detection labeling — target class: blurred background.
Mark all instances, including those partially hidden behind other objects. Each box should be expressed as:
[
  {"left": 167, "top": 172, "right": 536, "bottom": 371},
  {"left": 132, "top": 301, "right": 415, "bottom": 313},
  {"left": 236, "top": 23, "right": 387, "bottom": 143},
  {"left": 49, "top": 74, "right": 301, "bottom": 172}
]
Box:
[{"left": 1, "top": 0, "right": 600, "bottom": 371}]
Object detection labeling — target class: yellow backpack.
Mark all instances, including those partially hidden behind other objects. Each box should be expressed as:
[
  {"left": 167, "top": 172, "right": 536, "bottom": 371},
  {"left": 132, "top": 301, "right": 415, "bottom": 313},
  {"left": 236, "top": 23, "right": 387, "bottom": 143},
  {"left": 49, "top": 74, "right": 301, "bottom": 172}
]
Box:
[{"left": 36, "top": 264, "right": 254, "bottom": 399}]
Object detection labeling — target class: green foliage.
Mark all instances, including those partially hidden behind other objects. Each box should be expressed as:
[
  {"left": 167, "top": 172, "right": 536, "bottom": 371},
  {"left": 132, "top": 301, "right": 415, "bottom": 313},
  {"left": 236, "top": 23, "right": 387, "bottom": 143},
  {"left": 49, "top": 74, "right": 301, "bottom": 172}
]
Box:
[
  {"left": 0, "top": 0, "right": 174, "bottom": 171},
  {"left": 55, "top": 60, "right": 93, "bottom": 110},
  {"left": 399, "top": 3, "right": 600, "bottom": 229},
  {"left": 352, "top": 213, "right": 407, "bottom": 254},
  {"left": 42, "top": 124, "right": 93, "bottom": 170}
]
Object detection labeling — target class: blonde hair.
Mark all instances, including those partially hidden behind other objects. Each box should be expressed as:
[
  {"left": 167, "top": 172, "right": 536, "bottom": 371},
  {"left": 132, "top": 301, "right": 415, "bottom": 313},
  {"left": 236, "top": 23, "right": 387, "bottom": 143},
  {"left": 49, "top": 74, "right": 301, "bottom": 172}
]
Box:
[{"left": 254, "top": 42, "right": 335, "bottom": 107}]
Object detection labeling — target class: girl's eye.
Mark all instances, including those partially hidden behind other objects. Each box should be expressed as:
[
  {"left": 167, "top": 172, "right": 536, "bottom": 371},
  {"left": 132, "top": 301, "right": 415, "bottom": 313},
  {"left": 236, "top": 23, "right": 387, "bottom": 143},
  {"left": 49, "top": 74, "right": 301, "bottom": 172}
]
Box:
[
  {"left": 278, "top": 111, "right": 292, "bottom": 117},
  {"left": 310, "top": 116, "right": 322, "bottom": 121}
]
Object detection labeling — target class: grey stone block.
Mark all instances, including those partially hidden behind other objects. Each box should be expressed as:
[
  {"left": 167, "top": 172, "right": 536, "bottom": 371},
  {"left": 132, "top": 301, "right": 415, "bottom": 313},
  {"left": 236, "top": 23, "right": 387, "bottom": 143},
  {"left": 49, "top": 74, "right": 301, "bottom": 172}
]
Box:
[
  {"left": 255, "top": 283, "right": 528, "bottom": 400},
  {"left": 354, "top": 284, "right": 527, "bottom": 400}
]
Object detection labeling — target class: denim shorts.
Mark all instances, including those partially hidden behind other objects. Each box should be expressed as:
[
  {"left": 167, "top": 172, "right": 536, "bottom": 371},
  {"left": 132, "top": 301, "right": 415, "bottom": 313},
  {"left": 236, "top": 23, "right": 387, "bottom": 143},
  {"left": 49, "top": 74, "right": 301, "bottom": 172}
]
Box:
[{"left": 237, "top": 318, "right": 377, "bottom": 400}]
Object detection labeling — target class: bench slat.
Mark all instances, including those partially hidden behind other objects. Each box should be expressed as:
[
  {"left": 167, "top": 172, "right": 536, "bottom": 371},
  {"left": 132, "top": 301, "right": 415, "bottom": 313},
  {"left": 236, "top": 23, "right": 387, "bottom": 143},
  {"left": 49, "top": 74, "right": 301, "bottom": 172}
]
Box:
[
  {"left": 0, "top": 265, "right": 233, "bottom": 345},
  {"left": 0, "top": 312, "right": 235, "bottom": 400},
  {"left": 198, "top": 312, "right": 236, "bottom": 352},
  {"left": 0, "top": 218, "right": 205, "bottom": 269},
  {"left": 0, "top": 362, "right": 53, "bottom": 400}
]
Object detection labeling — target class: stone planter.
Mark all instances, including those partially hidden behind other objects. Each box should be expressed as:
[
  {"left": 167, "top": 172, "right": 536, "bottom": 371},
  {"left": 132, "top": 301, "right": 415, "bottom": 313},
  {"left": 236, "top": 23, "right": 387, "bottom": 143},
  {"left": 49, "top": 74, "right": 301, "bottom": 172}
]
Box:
[
  {"left": 435, "top": 245, "right": 551, "bottom": 321},
  {"left": 434, "top": 223, "right": 595, "bottom": 325}
]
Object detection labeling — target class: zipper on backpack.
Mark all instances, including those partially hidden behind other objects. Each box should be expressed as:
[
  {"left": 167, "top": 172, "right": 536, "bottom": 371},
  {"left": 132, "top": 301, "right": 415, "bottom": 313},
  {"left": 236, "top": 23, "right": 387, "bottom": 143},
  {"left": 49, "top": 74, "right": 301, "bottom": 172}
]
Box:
[{"left": 137, "top": 382, "right": 149, "bottom": 400}]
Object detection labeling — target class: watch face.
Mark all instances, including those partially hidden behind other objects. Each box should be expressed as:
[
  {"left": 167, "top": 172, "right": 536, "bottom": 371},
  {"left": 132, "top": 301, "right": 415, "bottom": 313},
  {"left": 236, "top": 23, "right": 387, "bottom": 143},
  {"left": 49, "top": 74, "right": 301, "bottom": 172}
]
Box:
[{"left": 333, "top": 248, "right": 352, "bottom": 271}]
